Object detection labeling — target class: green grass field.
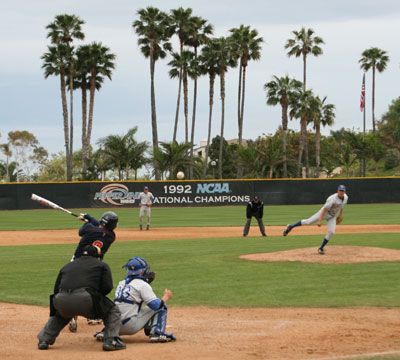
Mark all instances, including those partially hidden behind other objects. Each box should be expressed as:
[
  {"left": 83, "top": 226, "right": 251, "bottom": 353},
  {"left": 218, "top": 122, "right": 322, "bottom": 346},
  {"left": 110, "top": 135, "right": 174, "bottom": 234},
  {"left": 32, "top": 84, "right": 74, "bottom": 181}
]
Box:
[
  {"left": 0, "top": 203, "right": 399, "bottom": 230},
  {"left": 0, "top": 204, "right": 399, "bottom": 311}
]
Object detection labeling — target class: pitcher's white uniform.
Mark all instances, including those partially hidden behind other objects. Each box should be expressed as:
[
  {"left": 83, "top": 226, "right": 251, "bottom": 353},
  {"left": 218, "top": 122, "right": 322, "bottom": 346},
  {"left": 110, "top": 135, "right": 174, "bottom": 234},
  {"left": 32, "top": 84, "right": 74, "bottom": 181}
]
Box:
[
  {"left": 139, "top": 190, "right": 154, "bottom": 228},
  {"left": 301, "top": 193, "right": 348, "bottom": 240}
]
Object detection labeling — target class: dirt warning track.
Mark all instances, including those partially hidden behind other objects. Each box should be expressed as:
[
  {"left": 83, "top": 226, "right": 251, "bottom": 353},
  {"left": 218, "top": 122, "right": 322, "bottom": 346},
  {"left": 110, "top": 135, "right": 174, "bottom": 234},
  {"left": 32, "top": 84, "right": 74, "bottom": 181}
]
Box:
[{"left": 0, "top": 224, "right": 399, "bottom": 246}]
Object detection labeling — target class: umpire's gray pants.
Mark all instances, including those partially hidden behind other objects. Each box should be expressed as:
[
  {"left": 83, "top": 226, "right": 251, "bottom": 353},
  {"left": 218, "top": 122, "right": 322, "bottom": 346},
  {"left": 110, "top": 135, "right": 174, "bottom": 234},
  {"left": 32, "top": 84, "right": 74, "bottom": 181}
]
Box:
[
  {"left": 243, "top": 217, "right": 266, "bottom": 236},
  {"left": 37, "top": 289, "right": 121, "bottom": 344}
]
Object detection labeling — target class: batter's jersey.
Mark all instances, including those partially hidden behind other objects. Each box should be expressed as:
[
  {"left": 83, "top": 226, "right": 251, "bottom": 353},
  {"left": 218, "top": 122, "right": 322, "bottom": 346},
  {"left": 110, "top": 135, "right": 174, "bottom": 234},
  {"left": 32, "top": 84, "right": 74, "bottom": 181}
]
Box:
[
  {"left": 139, "top": 192, "right": 154, "bottom": 206},
  {"left": 114, "top": 278, "right": 158, "bottom": 320},
  {"left": 322, "top": 193, "right": 348, "bottom": 218}
]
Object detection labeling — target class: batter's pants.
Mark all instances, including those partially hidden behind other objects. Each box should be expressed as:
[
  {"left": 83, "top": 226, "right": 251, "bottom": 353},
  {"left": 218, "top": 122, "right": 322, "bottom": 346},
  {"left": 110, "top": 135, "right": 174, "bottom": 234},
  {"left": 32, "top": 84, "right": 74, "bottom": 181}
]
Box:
[
  {"left": 243, "top": 216, "right": 266, "bottom": 236},
  {"left": 301, "top": 209, "right": 336, "bottom": 240},
  {"left": 37, "top": 289, "right": 121, "bottom": 344},
  {"left": 139, "top": 206, "right": 151, "bottom": 226}
]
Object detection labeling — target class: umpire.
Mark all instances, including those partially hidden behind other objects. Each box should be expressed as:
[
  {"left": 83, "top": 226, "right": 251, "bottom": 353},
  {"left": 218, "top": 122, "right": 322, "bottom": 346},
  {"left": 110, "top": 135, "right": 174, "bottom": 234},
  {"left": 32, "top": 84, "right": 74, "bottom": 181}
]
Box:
[
  {"left": 243, "top": 196, "right": 267, "bottom": 237},
  {"left": 37, "top": 245, "right": 126, "bottom": 352}
]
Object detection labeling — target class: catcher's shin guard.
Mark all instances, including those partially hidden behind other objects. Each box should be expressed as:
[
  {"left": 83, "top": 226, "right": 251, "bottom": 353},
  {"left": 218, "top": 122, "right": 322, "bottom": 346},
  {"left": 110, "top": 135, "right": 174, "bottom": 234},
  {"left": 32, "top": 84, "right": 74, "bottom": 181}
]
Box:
[{"left": 147, "top": 306, "right": 176, "bottom": 342}]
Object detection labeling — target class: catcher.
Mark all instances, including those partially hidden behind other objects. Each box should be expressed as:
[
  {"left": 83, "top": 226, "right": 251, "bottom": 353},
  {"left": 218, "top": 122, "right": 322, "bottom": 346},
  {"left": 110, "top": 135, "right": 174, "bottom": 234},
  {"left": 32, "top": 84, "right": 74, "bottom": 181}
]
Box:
[
  {"left": 94, "top": 256, "right": 176, "bottom": 343},
  {"left": 138, "top": 186, "right": 154, "bottom": 230},
  {"left": 283, "top": 185, "right": 348, "bottom": 254}
]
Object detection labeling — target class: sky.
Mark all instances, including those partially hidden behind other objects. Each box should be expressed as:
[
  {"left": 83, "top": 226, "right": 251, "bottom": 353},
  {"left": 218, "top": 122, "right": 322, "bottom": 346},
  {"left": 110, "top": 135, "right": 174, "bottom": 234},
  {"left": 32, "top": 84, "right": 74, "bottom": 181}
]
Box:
[{"left": 1, "top": 0, "right": 400, "bottom": 157}]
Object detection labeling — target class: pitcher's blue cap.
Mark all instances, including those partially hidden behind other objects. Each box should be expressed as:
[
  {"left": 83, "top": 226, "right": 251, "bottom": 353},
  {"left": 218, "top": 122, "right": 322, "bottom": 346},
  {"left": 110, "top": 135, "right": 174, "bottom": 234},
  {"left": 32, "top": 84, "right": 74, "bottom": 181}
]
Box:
[{"left": 337, "top": 185, "right": 346, "bottom": 191}]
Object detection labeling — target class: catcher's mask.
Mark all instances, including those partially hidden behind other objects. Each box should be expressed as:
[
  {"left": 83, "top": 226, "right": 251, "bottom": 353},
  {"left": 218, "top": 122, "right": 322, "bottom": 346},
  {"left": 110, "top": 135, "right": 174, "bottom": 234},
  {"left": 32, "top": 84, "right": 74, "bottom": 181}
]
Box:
[
  {"left": 100, "top": 211, "right": 118, "bottom": 230},
  {"left": 123, "top": 256, "right": 150, "bottom": 277}
]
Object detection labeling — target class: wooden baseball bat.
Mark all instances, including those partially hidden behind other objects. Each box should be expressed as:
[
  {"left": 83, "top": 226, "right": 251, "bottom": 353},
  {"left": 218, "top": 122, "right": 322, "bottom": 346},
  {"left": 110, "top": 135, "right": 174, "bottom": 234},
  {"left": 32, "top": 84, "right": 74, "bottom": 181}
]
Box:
[{"left": 31, "top": 193, "right": 79, "bottom": 217}]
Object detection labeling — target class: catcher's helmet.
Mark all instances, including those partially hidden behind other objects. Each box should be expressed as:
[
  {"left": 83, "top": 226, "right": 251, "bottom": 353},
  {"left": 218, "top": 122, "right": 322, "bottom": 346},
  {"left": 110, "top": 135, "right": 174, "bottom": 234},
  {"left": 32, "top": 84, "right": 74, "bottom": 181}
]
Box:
[
  {"left": 100, "top": 211, "right": 118, "bottom": 230},
  {"left": 123, "top": 256, "right": 149, "bottom": 277}
]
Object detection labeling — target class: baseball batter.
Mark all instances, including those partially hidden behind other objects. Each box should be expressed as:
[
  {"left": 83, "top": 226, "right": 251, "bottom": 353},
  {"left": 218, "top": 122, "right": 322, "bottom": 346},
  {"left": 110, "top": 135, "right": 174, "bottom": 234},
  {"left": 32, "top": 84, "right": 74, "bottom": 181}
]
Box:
[
  {"left": 283, "top": 185, "right": 348, "bottom": 254},
  {"left": 138, "top": 186, "right": 154, "bottom": 230}
]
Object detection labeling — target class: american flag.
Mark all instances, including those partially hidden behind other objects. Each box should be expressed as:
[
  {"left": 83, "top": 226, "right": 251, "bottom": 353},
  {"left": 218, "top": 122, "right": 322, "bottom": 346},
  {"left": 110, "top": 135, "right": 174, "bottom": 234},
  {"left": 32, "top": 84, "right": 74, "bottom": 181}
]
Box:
[{"left": 360, "top": 73, "right": 365, "bottom": 112}]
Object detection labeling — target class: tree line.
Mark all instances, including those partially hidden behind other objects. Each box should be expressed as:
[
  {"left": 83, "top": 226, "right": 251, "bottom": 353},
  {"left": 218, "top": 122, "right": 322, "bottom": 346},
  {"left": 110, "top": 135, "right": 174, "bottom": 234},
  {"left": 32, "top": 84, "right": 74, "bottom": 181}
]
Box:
[{"left": 0, "top": 7, "right": 397, "bottom": 182}]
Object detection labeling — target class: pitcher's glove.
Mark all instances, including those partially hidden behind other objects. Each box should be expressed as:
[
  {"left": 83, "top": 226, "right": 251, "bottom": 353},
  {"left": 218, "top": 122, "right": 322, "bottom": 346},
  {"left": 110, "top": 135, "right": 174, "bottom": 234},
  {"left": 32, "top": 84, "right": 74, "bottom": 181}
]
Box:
[{"left": 336, "top": 214, "right": 344, "bottom": 225}]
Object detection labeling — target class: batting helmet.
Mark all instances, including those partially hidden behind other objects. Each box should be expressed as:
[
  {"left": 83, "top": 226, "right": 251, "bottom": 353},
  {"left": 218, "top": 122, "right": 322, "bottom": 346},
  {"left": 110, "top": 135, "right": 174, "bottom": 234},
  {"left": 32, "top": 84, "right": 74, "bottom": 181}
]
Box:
[
  {"left": 100, "top": 211, "right": 118, "bottom": 230},
  {"left": 123, "top": 256, "right": 150, "bottom": 277}
]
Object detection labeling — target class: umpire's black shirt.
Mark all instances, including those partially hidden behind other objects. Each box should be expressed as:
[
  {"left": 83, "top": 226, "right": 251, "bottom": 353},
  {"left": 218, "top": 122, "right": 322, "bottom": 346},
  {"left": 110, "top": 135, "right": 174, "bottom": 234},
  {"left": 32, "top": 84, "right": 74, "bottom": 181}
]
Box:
[
  {"left": 246, "top": 200, "right": 264, "bottom": 219},
  {"left": 73, "top": 214, "right": 115, "bottom": 259},
  {"left": 53, "top": 256, "right": 113, "bottom": 296}
]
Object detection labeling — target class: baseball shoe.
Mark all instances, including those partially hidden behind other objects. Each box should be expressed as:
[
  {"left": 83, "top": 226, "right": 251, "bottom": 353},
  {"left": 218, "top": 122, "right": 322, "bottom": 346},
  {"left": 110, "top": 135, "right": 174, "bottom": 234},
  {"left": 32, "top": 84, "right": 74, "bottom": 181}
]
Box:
[
  {"left": 103, "top": 337, "right": 126, "bottom": 351},
  {"left": 146, "top": 225, "right": 150, "bottom": 230},
  {"left": 318, "top": 248, "right": 325, "bottom": 255},
  {"left": 94, "top": 330, "right": 104, "bottom": 342},
  {"left": 38, "top": 341, "right": 49, "bottom": 350},
  {"left": 68, "top": 317, "right": 77, "bottom": 332},
  {"left": 87, "top": 318, "right": 102, "bottom": 325},
  {"left": 262, "top": 233, "right": 267, "bottom": 237},
  {"left": 149, "top": 333, "right": 176, "bottom": 343},
  {"left": 243, "top": 234, "right": 247, "bottom": 237},
  {"left": 140, "top": 225, "right": 143, "bottom": 230},
  {"left": 283, "top": 225, "right": 292, "bottom": 236}
]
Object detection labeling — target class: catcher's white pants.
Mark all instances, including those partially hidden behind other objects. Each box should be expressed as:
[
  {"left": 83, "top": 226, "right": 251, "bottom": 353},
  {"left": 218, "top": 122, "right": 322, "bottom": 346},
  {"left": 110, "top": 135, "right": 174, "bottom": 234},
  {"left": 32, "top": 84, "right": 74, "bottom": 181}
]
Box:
[
  {"left": 119, "top": 304, "right": 155, "bottom": 335},
  {"left": 301, "top": 209, "right": 336, "bottom": 240},
  {"left": 139, "top": 206, "right": 151, "bottom": 226}
]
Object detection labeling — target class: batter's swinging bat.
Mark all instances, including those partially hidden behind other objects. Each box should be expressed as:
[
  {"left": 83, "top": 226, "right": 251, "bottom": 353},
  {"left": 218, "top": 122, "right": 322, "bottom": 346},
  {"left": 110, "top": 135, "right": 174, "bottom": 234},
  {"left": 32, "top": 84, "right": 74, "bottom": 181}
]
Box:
[{"left": 31, "top": 193, "right": 79, "bottom": 217}]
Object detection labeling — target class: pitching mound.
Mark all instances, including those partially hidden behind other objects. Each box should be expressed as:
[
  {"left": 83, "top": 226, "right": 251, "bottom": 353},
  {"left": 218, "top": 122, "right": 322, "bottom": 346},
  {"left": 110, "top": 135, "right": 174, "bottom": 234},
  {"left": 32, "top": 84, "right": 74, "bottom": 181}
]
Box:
[{"left": 240, "top": 246, "right": 400, "bottom": 264}]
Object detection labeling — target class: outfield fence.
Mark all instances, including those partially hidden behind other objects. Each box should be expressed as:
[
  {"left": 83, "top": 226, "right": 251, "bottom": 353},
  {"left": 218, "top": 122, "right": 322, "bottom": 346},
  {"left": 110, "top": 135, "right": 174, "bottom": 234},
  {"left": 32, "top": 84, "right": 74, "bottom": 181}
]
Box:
[{"left": 0, "top": 177, "right": 399, "bottom": 210}]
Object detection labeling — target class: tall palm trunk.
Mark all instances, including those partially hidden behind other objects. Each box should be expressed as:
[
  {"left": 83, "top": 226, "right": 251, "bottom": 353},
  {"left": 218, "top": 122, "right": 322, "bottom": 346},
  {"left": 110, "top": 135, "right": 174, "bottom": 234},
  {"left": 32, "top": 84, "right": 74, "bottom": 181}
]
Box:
[
  {"left": 173, "top": 42, "right": 184, "bottom": 142},
  {"left": 189, "top": 76, "right": 198, "bottom": 179},
  {"left": 315, "top": 122, "right": 321, "bottom": 177},
  {"left": 372, "top": 65, "right": 376, "bottom": 132},
  {"left": 87, "top": 70, "right": 96, "bottom": 177},
  {"left": 305, "top": 129, "right": 309, "bottom": 178},
  {"left": 218, "top": 72, "right": 225, "bottom": 179},
  {"left": 236, "top": 62, "right": 245, "bottom": 178},
  {"left": 281, "top": 100, "right": 289, "bottom": 177},
  {"left": 203, "top": 73, "right": 215, "bottom": 178},
  {"left": 302, "top": 53, "right": 307, "bottom": 90},
  {"left": 183, "top": 70, "right": 189, "bottom": 143},
  {"left": 239, "top": 64, "right": 247, "bottom": 143},
  {"left": 237, "top": 61, "right": 242, "bottom": 140},
  {"left": 69, "top": 69, "right": 74, "bottom": 180},
  {"left": 172, "top": 68, "right": 182, "bottom": 142},
  {"left": 59, "top": 67, "right": 72, "bottom": 181},
  {"left": 149, "top": 54, "right": 160, "bottom": 180},
  {"left": 81, "top": 80, "right": 88, "bottom": 177},
  {"left": 298, "top": 116, "right": 307, "bottom": 177}
]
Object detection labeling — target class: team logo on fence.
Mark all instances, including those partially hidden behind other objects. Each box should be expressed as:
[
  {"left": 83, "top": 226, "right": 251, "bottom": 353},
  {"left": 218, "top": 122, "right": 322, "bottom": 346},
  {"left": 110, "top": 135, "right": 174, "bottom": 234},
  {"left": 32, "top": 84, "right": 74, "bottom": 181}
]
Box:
[{"left": 94, "top": 184, "right": 138, "bottom": 206}]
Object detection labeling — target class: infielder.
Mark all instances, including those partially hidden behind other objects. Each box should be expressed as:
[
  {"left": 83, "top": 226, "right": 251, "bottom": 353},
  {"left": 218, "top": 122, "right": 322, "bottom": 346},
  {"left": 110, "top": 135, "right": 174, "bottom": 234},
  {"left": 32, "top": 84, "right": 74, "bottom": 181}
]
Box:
[
  {"left": 138, "top": 186, "right": 154, "bottom": 230},
  {"left": 94, "top": 256, "right": 176, "bottom": 343},
  {"left": 283, "top": 184, "right": 348, "bottom": 254}
]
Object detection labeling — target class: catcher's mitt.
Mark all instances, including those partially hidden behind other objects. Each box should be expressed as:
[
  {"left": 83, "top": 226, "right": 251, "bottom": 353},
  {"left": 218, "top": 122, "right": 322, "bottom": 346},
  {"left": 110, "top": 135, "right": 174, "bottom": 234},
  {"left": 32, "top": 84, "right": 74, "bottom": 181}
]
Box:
[{"left": 336, "top": 213, "right": 344, "bottom": 224}]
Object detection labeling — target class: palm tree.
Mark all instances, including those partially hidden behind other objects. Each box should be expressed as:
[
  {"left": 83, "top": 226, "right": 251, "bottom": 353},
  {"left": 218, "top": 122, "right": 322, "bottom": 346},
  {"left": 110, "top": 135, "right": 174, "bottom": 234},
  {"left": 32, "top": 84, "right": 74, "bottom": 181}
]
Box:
[
  {"left": 152, "top": 141, "right": 193, "bottom": 180},
  {"left": 285, "top": 27, "right": 324, "bottom": 91},
  {"left": 199, "top": 40, "right": 219, "bottom": 178},
  {"left": 264, "top": 75, "right": 302, "bottom": 177},
  {"left": 98, "top": 127, "right": 147, "bottom": 180},
  {"left": 186, "top": 16, "right": 213, "bottom": 179},
  {"left": 229, "top": 25, "right": 263, "bottom": 148},
  {"left": 41, "top": 44, "right": 72, "bottom": 179},
  {"left": 133, "top": 7, "right": 172, "bottom": 180},
  {"left": 45, "top": 14, "right": 85, "bottom": 181},
  {"left": 83, "top": 42, "right": 115, "bottom": 177},
  {"left": 169, "top": 7, "right": 194, "bottom": 142},
  {"left": 312, "top": 96, "right": 335, "bottom": 176},
  {"left": 289, "top": 89, "right": 315, "bottom": 177},
  {"left": 359, "top": 47, "right": 389, "bottom": 132},
  {"left": 213, "top": 37, "right": 237, "bottom": 178},
  {"left": 168, "top": 50, "right": 195, "bottom": 143}
]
